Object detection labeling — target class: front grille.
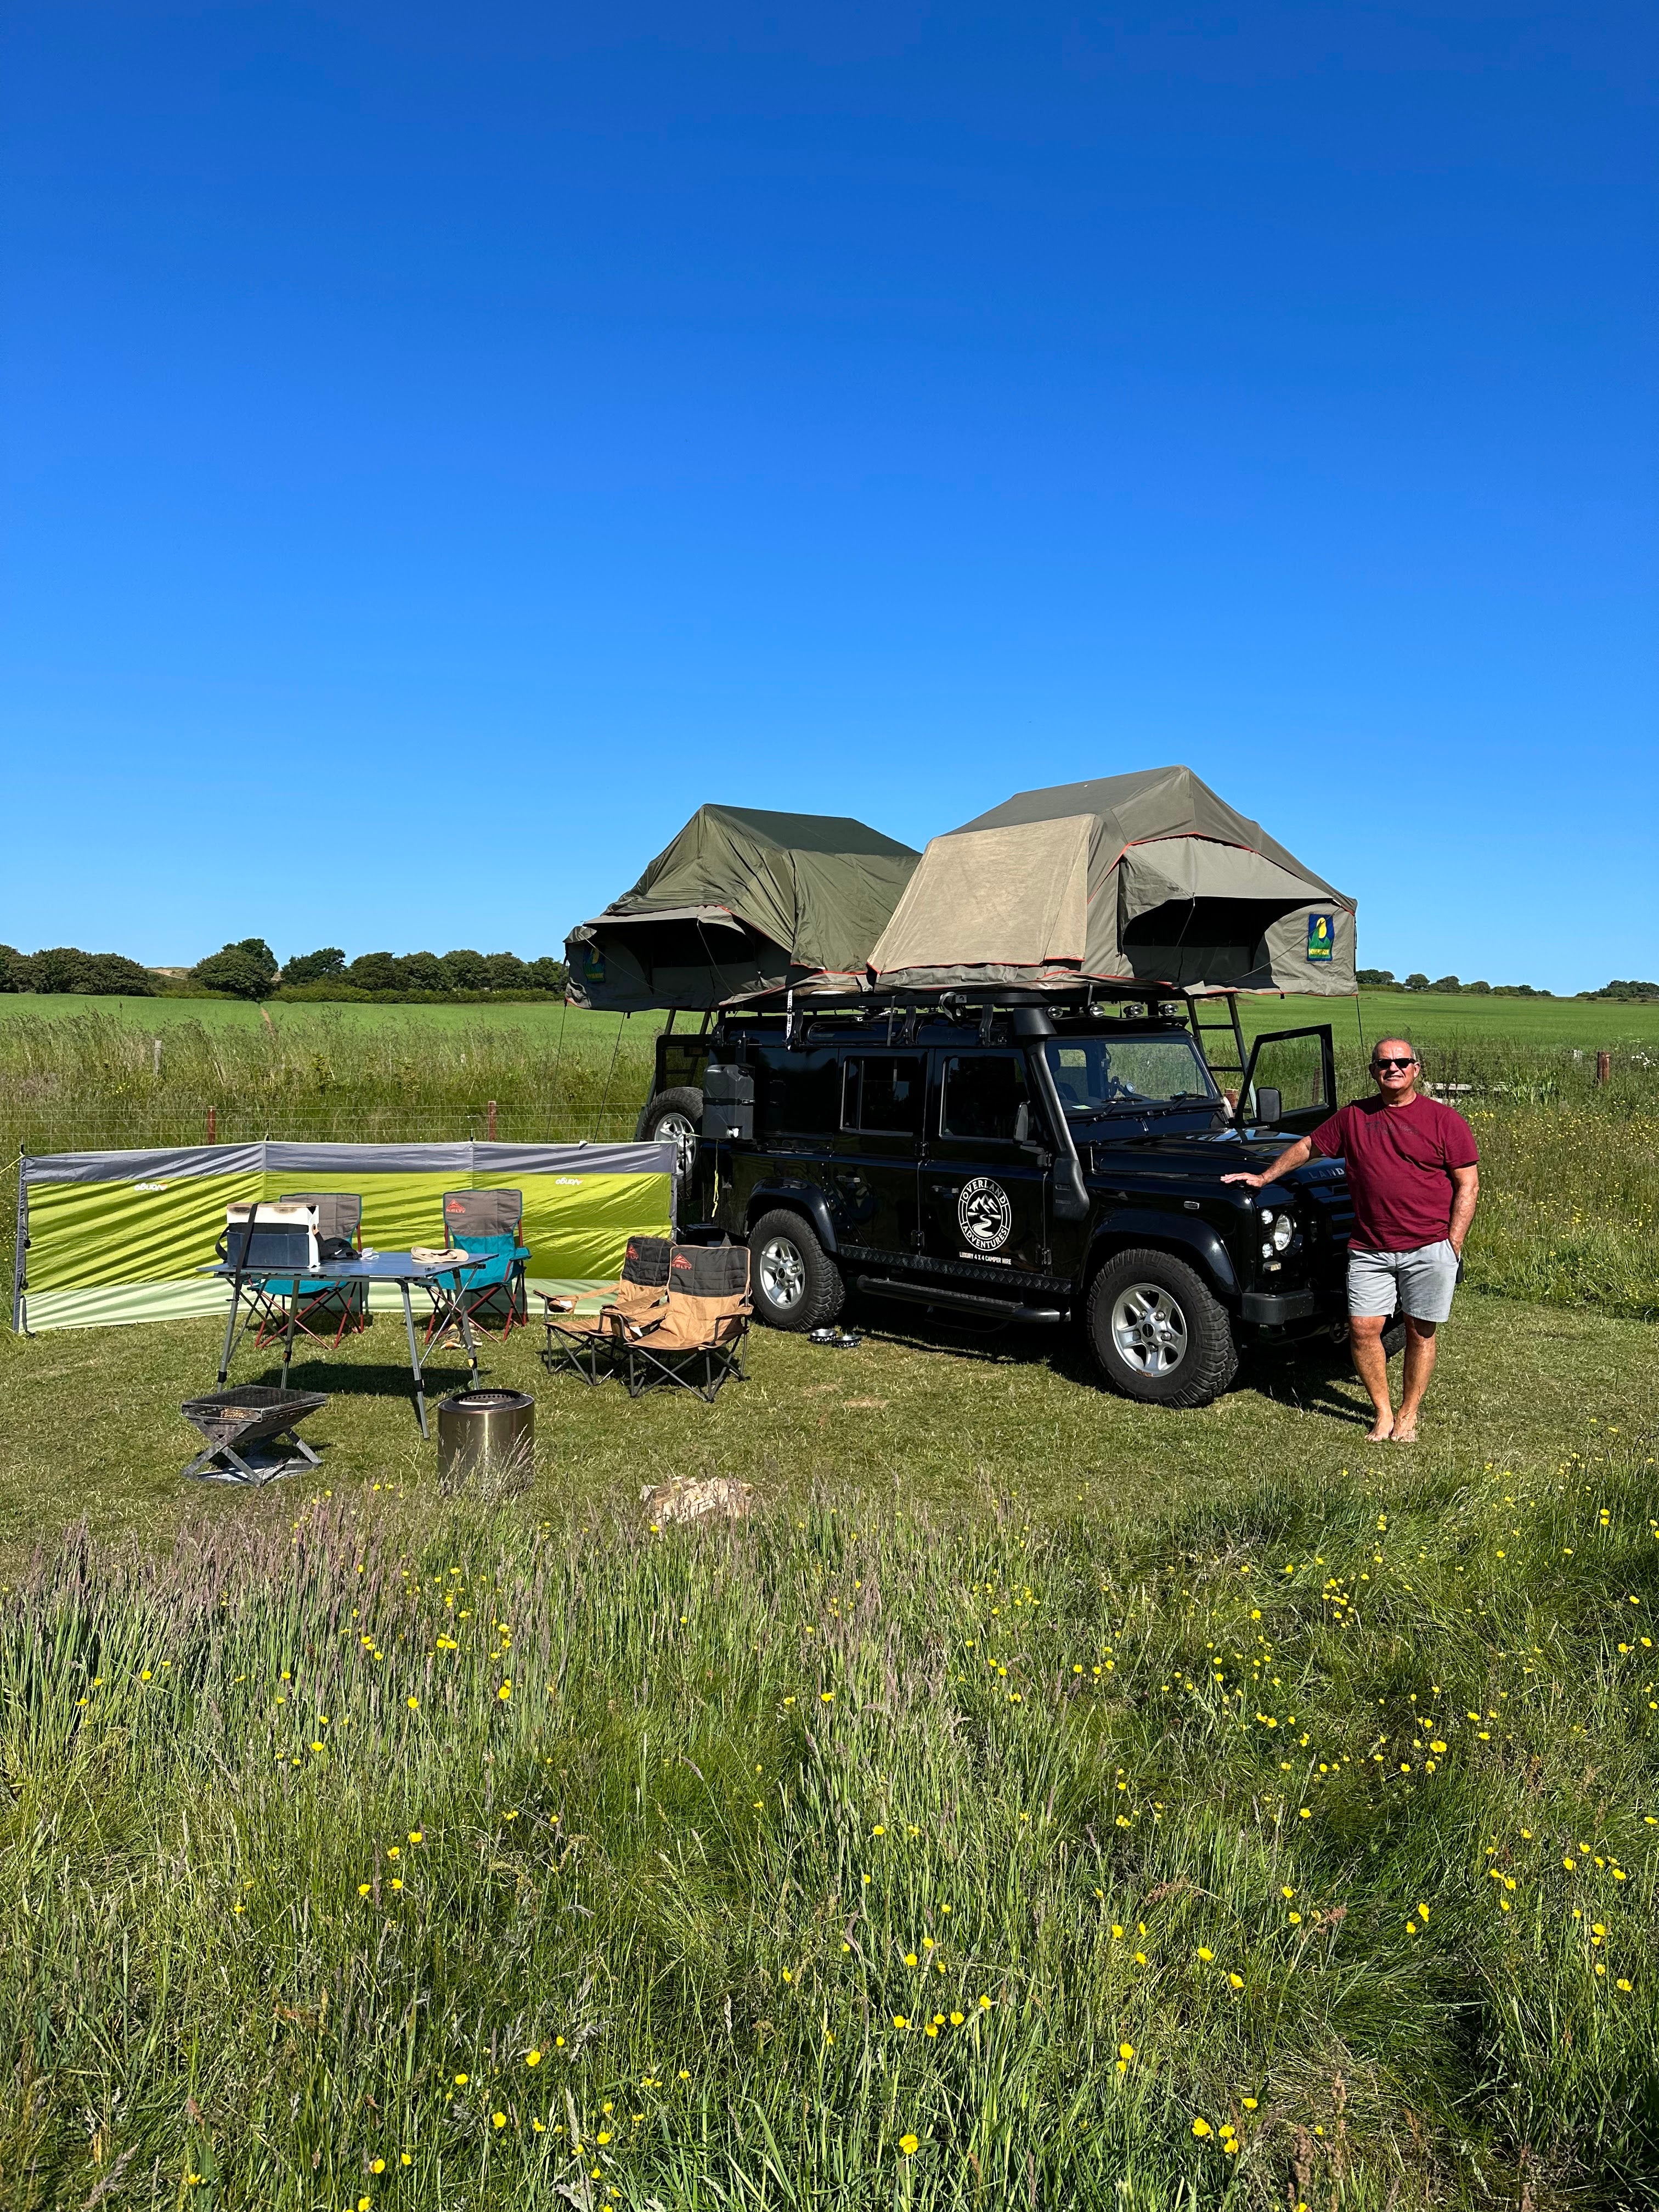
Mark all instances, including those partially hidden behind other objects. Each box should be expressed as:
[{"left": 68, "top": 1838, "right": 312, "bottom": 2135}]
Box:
[{"left": 1301, "top": 1181, "right": 1354, "bottom": 1278}]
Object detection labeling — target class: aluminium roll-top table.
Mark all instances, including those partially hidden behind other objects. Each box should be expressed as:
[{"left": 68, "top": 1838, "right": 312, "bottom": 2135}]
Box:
[{"left": 204, "top": 1251, "right": 492, "bottom": 1437}]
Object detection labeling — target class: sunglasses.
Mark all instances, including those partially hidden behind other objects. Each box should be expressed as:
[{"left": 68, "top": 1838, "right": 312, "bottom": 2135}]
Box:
[{"left": 1373, "top": 1056, "right": 1417, "bottom": 1071}]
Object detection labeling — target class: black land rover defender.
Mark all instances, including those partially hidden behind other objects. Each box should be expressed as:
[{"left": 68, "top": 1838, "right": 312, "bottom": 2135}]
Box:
[{"left": 637, "top": 994, "right": 1376, "bottom": 1408}]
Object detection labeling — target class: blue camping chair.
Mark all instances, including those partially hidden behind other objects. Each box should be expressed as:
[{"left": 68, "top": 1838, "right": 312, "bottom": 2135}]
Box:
[
  {"left": 425, "top": 1188, "right": 529, "bottom": 1345},
  {"left": 251, "top": 1192, "right": 367, "bottom": 1348}
]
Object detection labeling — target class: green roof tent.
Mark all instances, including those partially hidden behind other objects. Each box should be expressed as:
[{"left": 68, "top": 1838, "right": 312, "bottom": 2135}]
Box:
[
  {"left": 868, "top": 766, "right": 1357, "bottom": 997},
  {"left": 565, "top": 805, "right": 921, "bottom": 1012},
  {"left": 12, "top": 1141, "right": 675, "bottom": 1334}
]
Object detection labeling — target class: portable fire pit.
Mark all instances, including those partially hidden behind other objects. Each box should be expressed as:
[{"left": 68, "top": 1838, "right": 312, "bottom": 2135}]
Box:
[{"left": 180, "top": 1386, "right": 329, "bottom": 1485}]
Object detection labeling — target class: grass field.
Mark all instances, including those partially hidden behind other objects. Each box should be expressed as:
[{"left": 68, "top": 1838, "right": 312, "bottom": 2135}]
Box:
[
  {"left": 1, "top": 1296, "right": 1656, "bottom": 2208},
  {"left": 0, "top": 994, "right": 591, "bottom": 1033},
  {"left": 5, "top": 989, "right": 1657, "bottom": 1321},
  {"left": 3, "top": 989, "right": 1657, "bottom": 2204},
  {"left": 4, "top": 985, "right": 1658, "bottom": 1049}
]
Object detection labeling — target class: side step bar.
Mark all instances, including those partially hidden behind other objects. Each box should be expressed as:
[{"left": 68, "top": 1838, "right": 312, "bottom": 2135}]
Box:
[{"left": 854, "top": 1276, "right": 1067, "bottom": 1325}]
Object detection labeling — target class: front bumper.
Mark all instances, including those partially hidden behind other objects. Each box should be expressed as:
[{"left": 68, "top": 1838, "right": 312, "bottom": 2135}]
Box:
[{"left": 1238, "top": 1287, "right": 1322, "bottom": 1325}]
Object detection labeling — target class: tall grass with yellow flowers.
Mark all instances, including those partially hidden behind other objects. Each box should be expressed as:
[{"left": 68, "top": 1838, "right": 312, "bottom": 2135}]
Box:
[{"left": 3, "top": 1432, "right": 1656, "bottom": 2209}]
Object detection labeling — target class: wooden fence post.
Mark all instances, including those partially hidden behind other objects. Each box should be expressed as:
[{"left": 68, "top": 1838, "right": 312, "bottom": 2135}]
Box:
[
  {"left": 486, "top": 1099, "right": 497, "bottom": 1141},
  {"left": 207, "top": 1105, "right": 217, "bottom": 1143},
  {"left": 1596, "top": 1050, "right": 1611, "bottom": 1086}
]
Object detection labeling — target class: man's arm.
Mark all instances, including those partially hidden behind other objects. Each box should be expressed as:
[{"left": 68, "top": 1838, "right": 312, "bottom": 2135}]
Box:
[
  {"left": 1221, "top": 1133, "right": 1316, "bottom": 1190},
  {"left": 1447, "top": 1163, "right": 1479, "bottom": 1256}
]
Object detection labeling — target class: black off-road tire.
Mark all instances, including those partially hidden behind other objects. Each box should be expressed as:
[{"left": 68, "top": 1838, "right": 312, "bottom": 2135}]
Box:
[
  {"left": 1086, "top": 1246, "right": 1240, "bottom": 1408},
  {"left": 635, "top": 1086, "right": 703, "bottom": 1168},
  {"left": 748, "top": 1208, "right": 845, "bottom": 1333},
  {"left": 1380, "top": 1317, "right": 1407, "bottom": 1360}
]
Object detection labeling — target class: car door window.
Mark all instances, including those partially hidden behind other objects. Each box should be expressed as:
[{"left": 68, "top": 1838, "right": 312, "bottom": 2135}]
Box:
[
  {"left": 939, "top": 1054, "right": 1030, "bottom": 1144},
  {"left": 843, "top": 1056, "right": 924, "bottom": 1135},
  {"left": 757, "top": 1046, "right": 840, "bottom": 1136}
]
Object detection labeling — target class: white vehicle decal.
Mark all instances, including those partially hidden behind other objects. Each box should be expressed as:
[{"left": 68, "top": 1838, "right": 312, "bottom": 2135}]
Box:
[{"left": 957, "top": 1176, "right": 1013, "bottom": 1254}]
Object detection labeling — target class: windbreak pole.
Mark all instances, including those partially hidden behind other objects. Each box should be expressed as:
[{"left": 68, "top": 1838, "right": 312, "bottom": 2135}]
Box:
[{"left": 9, "top": 1153, "right": 26, "bottom": 1336}]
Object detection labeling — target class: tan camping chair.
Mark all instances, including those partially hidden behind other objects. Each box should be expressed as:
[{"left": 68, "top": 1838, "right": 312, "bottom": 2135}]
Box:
[
  {"left": 613, "top": 1243, "right": 752, "bottom": 1403},
  {"left": 539, "top": 1234, "right": 672, "bottom": 1386}
]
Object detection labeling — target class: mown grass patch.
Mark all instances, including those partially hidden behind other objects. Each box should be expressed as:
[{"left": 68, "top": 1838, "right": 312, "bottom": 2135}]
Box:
[
  {"left": 2, "top": 1286, "right": 1655, "bottom": 1558},
  {"left": 3, "top": 1423, "right": 1656, "bottom": 2209}
]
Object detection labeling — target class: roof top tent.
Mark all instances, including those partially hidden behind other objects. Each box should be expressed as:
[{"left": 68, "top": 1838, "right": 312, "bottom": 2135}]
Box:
[
  {"left": 868, "top": 765, "right": 1357, "bottom": 999},
  {"left": 565, "top": 804, "right": 921, "bottom": 1013},
  {"left": 864, "top": 765, "right": 1357, "bottom": 1095}
]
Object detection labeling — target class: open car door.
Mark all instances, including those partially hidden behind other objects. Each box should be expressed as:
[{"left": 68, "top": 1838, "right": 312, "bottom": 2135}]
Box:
[{"left": 1237, "top": 1026, "right": 1336, "bottom": 1135}]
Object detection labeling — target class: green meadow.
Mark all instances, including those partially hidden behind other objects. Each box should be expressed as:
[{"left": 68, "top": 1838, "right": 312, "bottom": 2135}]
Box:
[
  {"left": 4, "top": 989, "right": 1655, "bottom": 1320},
  {"left": 3, "top": 984, "right": 1656, "bottom": 1051},
  {"left": 1, "top": 991, "right": 1656, "bottom": 2207}
]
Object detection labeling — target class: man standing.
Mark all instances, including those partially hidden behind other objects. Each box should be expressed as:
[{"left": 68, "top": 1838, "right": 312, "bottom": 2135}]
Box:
[{"left": 1223, "top": 1038, "right": 1479, "bottom": 1442}]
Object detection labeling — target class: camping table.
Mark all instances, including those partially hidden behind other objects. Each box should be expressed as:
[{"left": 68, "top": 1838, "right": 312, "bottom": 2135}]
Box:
[{"left": 203, "top": 1252, "right": 489, "bottom": 1437}]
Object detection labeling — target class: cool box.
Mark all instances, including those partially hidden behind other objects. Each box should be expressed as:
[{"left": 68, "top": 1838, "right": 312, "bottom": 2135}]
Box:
[{"left": 223, "top": 1203, "right": 320, "bottom": 1273}]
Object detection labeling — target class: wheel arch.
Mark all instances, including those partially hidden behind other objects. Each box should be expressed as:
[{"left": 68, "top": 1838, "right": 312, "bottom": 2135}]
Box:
[
  {"left": 1084, "top": 1211, "right": 1239, "bottom": 1304},
  {"left": 744, "top": 1181, "right": 840, "bottom": 1255}
]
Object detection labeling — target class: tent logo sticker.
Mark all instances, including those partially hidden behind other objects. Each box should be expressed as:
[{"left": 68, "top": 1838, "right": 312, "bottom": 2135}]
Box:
[
  {"left": 957, "top": 1176, "right": 1013, "bottom": 1254},
  {"left": 1306, "top": 914, "right": 1334, "bottom": 963}
]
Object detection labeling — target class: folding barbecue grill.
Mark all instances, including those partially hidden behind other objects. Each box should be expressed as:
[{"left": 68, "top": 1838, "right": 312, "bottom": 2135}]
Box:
[{"left": 179, "top": 1385, "right": 328, "bottom": 1484}]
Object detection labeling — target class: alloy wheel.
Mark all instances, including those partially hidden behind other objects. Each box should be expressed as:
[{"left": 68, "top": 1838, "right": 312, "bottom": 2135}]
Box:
[
  {"left": 758, "top": 1235, "right": 806, "bottom": 1312},
  {"left": 1109, "top": 1282, "right": 1189, "bottom": 1376},
  {"left": 652, "top": 1110, "right": 698, "bottom": 1175}
]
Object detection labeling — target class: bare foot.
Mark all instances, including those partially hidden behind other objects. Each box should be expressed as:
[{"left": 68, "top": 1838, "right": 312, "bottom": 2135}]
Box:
[
  {"left": 1391, "top": 1419, "right": 1419, "bottom": 1443},
  {"left": 1365, "top": 1414, "right": 1395, "bottom": 1442}
]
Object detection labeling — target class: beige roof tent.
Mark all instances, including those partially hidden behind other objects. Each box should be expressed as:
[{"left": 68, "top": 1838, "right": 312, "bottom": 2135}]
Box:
[
  {"left": 868, "top": 766, "right": 1356, "bottom": 996},
  {"left": 566, "top": 804, "right": 921, "bottom": 1012}
]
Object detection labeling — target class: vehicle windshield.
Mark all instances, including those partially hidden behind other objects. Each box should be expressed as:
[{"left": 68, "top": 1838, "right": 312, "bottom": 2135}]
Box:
[{"left": 1044, "top": 1034, "right": 1220, "bottom": 1113}]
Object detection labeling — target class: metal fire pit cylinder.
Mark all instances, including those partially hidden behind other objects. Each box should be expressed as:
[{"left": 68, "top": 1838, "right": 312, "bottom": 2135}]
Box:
[{"left": 436, "top": 1388, "right": 535, "bottom": 1483}]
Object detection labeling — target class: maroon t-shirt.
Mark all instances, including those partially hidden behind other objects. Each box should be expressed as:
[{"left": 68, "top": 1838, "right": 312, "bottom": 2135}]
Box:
[{"left": 1308, "top": 1093, "right": 1479, "bottom": 1252}]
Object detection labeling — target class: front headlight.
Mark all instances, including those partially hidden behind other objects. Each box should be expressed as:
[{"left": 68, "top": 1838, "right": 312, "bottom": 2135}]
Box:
[{"left": 1272, "top": 1212, "right": 1294, "bottom": 1252}]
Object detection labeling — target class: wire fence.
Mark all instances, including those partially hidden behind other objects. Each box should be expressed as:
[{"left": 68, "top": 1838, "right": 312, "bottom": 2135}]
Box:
[{"left": 3, "top": 1108, "right": 645, "bottom": 1153}]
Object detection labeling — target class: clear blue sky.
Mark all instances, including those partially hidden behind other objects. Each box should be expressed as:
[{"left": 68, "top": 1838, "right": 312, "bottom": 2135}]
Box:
[{"left": 3, "top": 3, "right": 1653, "bottom": 992}]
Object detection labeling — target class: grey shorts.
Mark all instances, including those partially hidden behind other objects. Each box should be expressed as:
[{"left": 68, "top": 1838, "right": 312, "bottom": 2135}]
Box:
[{"left": 1347, "top": 1241, "right": 1461, "bottom": 1324}]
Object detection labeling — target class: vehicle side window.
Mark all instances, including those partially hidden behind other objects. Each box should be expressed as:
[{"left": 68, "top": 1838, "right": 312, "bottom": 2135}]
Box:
[
  {"left": 843, "top": 1056, "right": 924, "bottom": 1135},
  {"left": 940, "top": 1054, "right": 1030, "bottom": 1143},
  {"left": 757, "top": 1046, "right": 840, "bottom": 1136}
]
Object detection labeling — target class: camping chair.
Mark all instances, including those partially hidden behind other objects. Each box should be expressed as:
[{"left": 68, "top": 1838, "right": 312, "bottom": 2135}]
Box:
[
  {"left": 539, "top": 1235, "right": 672, "bottom": 1387},
  {"left": 614, "top": 1243, "right": 752, "bottom": 1404},
  {"left": 251, "top": 1193, "right": 366, "bottom": 1349},
  {"left": 424, "top": 1189, "right": 529, "bottom": 1346}
]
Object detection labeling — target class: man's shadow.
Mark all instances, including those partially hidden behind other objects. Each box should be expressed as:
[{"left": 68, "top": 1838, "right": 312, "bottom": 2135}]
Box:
[{"left": 1245, "top": 1336, "right": 1379, "bottom": 1424}]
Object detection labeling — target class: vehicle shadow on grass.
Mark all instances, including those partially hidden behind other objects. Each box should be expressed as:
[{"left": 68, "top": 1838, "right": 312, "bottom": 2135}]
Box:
[
  {"left": 842, "top": 1296, "right": 1046, "bottom": 1368},
  {"left": 845, "top": 1294, "right": 1379, "bottom": 1426}
]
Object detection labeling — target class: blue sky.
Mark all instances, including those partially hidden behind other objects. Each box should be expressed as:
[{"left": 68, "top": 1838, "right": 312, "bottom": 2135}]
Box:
[{"left": 3, "top": 2, "right": 1653, "bottom": 991}]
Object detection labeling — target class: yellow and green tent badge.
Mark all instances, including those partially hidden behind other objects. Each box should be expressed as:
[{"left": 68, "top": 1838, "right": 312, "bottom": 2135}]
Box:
[{"left": 1306, "top": 913, "right": 1334, "bottom": 963}]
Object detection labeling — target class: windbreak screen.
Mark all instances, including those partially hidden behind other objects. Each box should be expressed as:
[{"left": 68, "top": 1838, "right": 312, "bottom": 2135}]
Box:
[{"left": 14, "top": 1142, "right": 675, "bottom": 1333}]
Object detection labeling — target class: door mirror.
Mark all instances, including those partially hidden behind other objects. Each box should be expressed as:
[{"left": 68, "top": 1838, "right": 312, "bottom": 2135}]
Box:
[{"left": 1255, "top": 1086, "right": 1283, "bottom": 1125}]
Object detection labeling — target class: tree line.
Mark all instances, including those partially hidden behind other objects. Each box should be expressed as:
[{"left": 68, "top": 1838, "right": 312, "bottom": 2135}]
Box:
[
  {"left": 1357, "top": 968, "right": 1554, "bottom": 996},
  {"left": 4, "top": 941, "right": 1647, "bottom": 1004},
  {"left": 0, "top": 939, "right": 568, "bottom": 1000},
  {"left": 1358, "top": 968, "right": 1657, "bottom": 1000}
]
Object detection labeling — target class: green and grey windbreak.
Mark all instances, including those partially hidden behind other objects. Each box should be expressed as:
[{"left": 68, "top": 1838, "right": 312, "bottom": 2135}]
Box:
[{"left": 12, "top": 1140, "right": 674, "bottom": 1333}]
